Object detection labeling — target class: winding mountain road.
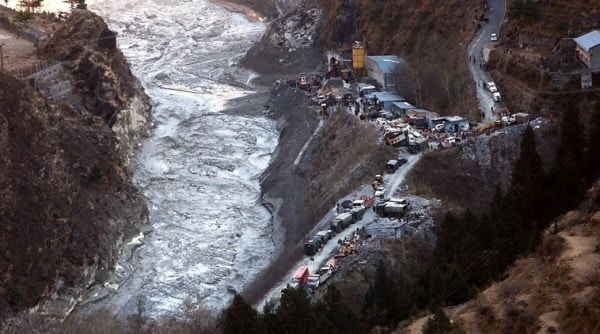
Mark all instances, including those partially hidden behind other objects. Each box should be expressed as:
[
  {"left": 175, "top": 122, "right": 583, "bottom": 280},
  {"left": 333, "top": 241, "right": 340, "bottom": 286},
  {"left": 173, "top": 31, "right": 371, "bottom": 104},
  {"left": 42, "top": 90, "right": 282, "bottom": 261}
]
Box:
[
  {"left": 257, "top": 153, "right": 421, "bottom": 309},
  {"left": 468, "top": 0, "right": 507, "bottom": 121}
]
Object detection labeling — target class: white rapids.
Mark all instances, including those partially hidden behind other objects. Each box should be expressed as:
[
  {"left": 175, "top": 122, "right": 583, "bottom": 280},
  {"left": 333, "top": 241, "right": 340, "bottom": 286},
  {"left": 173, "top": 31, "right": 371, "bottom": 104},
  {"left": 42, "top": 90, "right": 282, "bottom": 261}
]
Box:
[{"left": 84, "top": 0, "right": 278, "bottom": 318}]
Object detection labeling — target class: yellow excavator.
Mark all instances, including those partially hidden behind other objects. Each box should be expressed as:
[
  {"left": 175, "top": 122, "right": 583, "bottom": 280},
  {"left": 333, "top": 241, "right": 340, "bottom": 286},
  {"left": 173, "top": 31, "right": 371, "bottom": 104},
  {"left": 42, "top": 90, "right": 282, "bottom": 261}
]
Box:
[
  {"left": 336, "top": 241, "right": 357, "bottom": 258},
  {"left": 478, "top": 120, "right": 498, "bottom": 134}
]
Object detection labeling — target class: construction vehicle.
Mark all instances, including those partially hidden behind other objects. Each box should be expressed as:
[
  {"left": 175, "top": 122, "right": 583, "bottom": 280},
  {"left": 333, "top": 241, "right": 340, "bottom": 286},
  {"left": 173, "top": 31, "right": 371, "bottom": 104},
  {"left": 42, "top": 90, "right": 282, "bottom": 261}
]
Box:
[
  {"left": 336, "top": 241, "right": 358, "bottom": 258},
  {"left": 299, "top": 74, "right": 310, "bottom": 90},
  {"left": 372, "top": 179, "right": 383, "bottom": 190},
  {"left": 478, "top": 120, "right": 498, "bottom": 134},
  {"left": 330, "top": 212, "right": 354, "bottom": 233},
  {"left": 306, "top": 258, "right": 337, "bottom": 291},
  {"left": 289, "top": 266, "right": 310, "bottom": 289}
]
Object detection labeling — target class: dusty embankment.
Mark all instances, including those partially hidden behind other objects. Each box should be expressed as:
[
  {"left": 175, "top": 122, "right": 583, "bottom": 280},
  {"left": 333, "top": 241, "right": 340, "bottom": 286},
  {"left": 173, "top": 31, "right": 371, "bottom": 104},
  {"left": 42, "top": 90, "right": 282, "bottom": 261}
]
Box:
[
  {"left": 239, "top": 85, "right": 396, "bottom": 303},
  {"left": 233, "top": 0, "right": 397, "bottom": 304},
  {"left": 402, "top": 180, "right": 600, "bottom": 334},
  {"left": 0, "top": 10, "right": 152, "bottom": 326}
]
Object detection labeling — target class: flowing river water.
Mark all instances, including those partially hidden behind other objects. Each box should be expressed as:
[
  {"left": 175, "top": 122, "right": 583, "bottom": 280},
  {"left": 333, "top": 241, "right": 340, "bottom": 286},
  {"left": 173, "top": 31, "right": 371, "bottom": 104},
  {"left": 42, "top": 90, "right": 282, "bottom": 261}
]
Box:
[{"left": 76, "top": 0, "right": 278, "bottom": 319}]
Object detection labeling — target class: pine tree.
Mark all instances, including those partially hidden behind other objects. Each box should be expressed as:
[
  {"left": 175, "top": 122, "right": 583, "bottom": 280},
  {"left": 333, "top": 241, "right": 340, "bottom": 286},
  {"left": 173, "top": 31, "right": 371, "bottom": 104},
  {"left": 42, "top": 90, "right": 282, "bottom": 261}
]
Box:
[
  {"left": 510, "top": 126, "right": 548, "bottom": 225},
  {"left": 550, "top": 99, "right": 586, "bottom": 211},
  {"left": 362, "top": 261, "right": 400, "bottom": 327},
  {"left": 323, "top": 285, "right": 362, "bottom": 333},
  {"left": 220, "top": 294, "right": 259, "bottom": 334},
  {"left": 259, "top": 302, "right": 279, "bottom": 334},
  {"left": 422, "top": 307, "right": 454, "bottom": 334},
  {"left": 276, "top": 287, "right": 316, "bottom": 334}
]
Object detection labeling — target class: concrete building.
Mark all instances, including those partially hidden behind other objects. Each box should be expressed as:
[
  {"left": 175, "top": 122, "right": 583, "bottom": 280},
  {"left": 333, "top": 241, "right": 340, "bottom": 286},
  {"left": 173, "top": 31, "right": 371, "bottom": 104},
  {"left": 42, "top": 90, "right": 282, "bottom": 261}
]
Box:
[
  {"left": 442, "top": 116, "right": 470, "bottom": 133},
  {"left": 574, "top": 30, "right": 600, "bottom": 69},
  {"left": 365, "top": 55, "right": 405, "bottom": 92}
]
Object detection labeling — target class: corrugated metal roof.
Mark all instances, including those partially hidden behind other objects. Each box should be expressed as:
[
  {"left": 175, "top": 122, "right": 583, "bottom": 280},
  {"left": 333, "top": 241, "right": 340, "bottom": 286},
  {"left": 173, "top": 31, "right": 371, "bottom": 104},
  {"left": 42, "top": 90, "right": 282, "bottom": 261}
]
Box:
[
  {"left": 368, "top": 91, "right": 405, "bottom": 102},
  {"left": 367, "top": 55, "right": 405, "bottom": 73},
  {"left": 392, "top": 101, "right": 415, "bottom": 110},
  {"left": 574, "top": 30, "right": 600, "bottom": 51}
]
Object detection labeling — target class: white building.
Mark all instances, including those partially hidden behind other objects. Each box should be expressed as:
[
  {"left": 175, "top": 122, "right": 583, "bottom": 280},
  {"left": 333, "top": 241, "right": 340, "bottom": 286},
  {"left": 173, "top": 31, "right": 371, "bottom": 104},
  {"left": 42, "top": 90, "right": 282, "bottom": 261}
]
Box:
[{"left": 574, "top": 30, "right": 600, "bottom": 69}]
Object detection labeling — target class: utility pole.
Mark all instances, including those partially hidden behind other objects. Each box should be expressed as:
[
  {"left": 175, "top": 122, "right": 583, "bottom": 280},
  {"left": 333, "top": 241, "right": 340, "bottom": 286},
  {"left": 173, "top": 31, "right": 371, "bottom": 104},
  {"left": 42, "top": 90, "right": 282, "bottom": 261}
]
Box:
[{"left": 0, "top": 43, "right": 5, "bottom": 73}]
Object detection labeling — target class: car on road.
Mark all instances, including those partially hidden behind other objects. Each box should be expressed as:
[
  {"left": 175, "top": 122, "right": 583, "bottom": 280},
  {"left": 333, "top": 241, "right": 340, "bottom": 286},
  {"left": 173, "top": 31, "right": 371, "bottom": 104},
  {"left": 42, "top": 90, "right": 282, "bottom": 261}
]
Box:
[
  {"left": 398, "top": 158, "right": 408, "bottom": 166},
  {"left": 487, "top": 82, "right": 498, "bottom": 93},
  {"left": 493, "top": 92, "right": 502, "bottom": 102},
  {"left": 490, "top": 33, "right": 498, "bottom": 41}
]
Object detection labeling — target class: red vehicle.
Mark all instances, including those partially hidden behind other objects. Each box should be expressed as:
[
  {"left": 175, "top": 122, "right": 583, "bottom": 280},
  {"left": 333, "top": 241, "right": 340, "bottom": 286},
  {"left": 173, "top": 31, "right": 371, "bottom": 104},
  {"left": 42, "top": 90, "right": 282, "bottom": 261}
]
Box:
[{"left": 289, "top": 266, "right": 310, "bottom": 289}]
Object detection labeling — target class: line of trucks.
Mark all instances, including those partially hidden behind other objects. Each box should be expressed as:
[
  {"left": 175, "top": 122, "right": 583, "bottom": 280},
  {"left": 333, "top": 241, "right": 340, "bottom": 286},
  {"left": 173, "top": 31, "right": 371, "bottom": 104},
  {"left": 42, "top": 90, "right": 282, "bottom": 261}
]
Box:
[
  {"left": 277, "top": 257, "right": 338, "bottom": 301},
  {"left": 304, "top": 197, "right": 372, "bottom": 256},
  {"left": 283, "top": 176, "right": 413, "bottom": 300}
]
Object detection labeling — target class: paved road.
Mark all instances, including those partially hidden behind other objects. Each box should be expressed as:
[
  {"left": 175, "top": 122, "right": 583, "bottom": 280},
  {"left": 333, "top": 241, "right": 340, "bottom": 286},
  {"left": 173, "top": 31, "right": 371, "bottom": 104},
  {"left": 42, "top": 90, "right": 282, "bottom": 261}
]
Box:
[
  {"left": 467, "top": 0, "right": 507, "bottom": 121},
  {"left": 257, "top": 152, "right": 421, "bottom": 309}
]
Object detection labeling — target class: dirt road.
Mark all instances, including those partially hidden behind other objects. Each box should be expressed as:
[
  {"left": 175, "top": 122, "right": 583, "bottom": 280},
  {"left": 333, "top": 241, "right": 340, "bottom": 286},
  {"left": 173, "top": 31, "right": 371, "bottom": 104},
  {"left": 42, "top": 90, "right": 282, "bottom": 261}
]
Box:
[
  {"left": 467, "top": 0, "right": 507, "bottom": 121},
  {"left": 257, "top": 152, "right": 421, "bottom": 308}
]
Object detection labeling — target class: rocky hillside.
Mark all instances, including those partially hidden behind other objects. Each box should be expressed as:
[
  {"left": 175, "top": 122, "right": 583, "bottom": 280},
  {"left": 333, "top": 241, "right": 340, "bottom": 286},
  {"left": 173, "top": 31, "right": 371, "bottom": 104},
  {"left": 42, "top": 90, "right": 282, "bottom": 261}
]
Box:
[
  {"left": 403, "top": 180, "right": 600, "bottom": 333},
  {"left": 407, "top": 122, "right": 558, "bottom": 213},
  {"left": 243, "top": 85, "right": 395, "bottom": 303},
  {"left": 487, "top": 0, "right": 600, "bottom": 119},
  {"left": 43, "top": 9, "right": 153, "bottom": 166},
  {"left": 241, "top": 0, "right": 324, "bottom": 75},
  {"left": 0, "top": 10, "right": 152, "bottom": 324}
]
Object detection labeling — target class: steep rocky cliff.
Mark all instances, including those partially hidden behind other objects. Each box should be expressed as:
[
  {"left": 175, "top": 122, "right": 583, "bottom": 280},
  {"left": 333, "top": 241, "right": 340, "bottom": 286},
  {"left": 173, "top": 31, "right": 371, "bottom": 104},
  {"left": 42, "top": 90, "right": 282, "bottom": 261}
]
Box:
[
  {"left": 241, "top": 0, "right": 324, "bottom": 74},
  {"left": 0, "top": 10, "right": 151, "bottom": 323},
  {"left": 43, "top": 9, "right": 153, "bottom": 167}
]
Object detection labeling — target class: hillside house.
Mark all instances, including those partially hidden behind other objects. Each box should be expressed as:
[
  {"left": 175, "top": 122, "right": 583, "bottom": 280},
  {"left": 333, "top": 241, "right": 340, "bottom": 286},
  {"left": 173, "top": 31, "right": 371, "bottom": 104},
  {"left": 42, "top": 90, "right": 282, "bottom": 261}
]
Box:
[
  {"left": 574, "top": 30, "right": 600, "bottom": 69},
  {"left": 365, "top": 55, "right": 405, "bottom": 92}
]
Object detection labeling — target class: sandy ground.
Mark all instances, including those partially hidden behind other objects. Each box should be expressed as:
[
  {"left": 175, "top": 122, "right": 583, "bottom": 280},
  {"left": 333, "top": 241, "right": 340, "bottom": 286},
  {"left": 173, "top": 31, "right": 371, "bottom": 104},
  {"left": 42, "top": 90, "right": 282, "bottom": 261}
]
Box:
[
  {"left": 0, "top": 29, "right": 38, "bottom": 71},
  {"left": 0, "top": 6, "right": 67, "bottom": 71}
]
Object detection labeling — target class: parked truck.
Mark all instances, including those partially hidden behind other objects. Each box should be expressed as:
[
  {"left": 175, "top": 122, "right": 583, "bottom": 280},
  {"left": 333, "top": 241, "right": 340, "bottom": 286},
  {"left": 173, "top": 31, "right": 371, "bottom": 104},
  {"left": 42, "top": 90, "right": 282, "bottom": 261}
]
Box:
[
  {"left": 304, "top": 239, "right": 319, "bottom": 256},
  {"left": 350, "top": 206, "right": 365, "bottom": 221},
  {"left": 289, "top": 266, "right": 310, "bottom": 289},
  {"left": 330, "top": 212, "right": 354, "bottom": 233},
  {"left": 314, "top": 231, "right": 330, "bottom": 245},
  {"left": 306, "top": 258, "right": 337, "bottom": 291},
  {"left": 382, "top": 197, "right": 409, "bottom": 205},
  {"left": 374, "top": 201, "right": 411, "bottom": 218},
  {"left": 374, "top": 186, "right": 386, "bottom": 199}
]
